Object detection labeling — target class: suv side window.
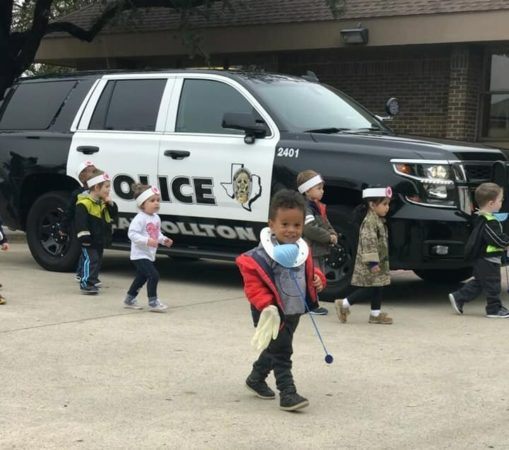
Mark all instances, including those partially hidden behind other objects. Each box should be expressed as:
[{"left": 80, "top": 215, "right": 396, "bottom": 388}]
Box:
[
  {"left": 176, "top": 79, "right": 255, "bottom": 134},
  {"left": 89, "top": 79, "right": 166, "bottom": 131},
  {"left": 0, "top": 81, "right": 76, "bottom": 130}
]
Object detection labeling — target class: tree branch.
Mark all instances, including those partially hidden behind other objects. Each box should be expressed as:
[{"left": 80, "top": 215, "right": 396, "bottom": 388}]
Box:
[{"left": 45, "top": 0, "right": 218, "bottom": 42}]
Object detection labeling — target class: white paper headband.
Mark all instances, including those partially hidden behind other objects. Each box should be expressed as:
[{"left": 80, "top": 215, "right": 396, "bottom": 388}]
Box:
[
  {"left": 136, "top": 186, "right": 161, "bottom": 207},
  {"left": 362, "top": 187, "right": 392, "bottom": 199},
  {"left": 87, "top": 173, "right": 110, "bottom": 188},
  {"left": 76, "top": 160, "right": 94, "bottom": 178},
  {"left": 298, "top": 175, "right": 324, "bottom": 194}
]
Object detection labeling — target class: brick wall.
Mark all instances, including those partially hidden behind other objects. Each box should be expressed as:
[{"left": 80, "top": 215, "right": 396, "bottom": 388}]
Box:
[
  {"left": 278, "top": 46, "right": 455, "bottom": 138},
  {"left": 445, "top": 46, "right": 483, "bottom": 141}
]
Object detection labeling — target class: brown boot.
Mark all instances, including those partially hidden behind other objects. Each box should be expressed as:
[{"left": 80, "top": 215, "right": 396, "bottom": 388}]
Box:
[
  {"left": 334, "top": 299, "right": 350, "bottom": 323},
  {"left": 369, "top": 312, "right": 393, "bottom": 324}
]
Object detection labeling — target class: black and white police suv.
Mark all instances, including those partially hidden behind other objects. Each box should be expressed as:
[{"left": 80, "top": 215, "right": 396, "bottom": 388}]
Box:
[{"left": 0, "top": 69, "right": 507, "bottom": 297}]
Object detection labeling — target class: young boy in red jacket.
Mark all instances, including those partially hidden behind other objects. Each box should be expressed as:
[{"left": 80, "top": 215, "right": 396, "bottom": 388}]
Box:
[{"left": 236, "top": 189, "right": 326, "bottom": 411}]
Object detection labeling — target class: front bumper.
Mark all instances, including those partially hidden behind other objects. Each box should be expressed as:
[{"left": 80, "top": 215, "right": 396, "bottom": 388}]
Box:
[{"left": 388, "top": 201, "right": 471, "bottom": 270}]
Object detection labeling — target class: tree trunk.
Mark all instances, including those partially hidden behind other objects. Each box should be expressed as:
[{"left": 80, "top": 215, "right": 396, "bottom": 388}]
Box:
[{"left": 0, "top": 39, "right": 21, "bottom": 101}]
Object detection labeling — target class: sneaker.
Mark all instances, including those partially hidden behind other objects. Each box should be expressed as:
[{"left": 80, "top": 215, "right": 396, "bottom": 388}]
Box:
[
  {"left": 124, "top": 299, "right": 143, "bottom": 310},
  {"left": 80, "top": 286, "right": 99, "bottom": 295},
  {"left": 369, "top": 312, "right": 393, "bottom": 324},
  {"left": 94, "top": 282, "right": 102, "bottom": 288},
  {"left": 148, "top": 301, "right": 168, "bottom": 313},
  {"left": 279, "top": 392, "right": 309, "bottom": 411},
  {"left": 309, "top": 306, "right": 328, "bottom": 315},
  {"left": 448, "top": 293, "right": 463, "bottom": 315},
  {"left": 486, "top": 308, "right": 509, "bottom": 318},
  {"left": 334, "top": 299, "right": 350, "bottom": 323},
  {"left": 245, "top": 377, "right": 275, "bottom": 399},
  {"left": 0, "top": 294, "right": 6, "bottom": 305}
]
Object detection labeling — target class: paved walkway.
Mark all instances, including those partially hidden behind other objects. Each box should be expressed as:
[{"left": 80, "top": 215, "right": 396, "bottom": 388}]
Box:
[{"left": 1, "top": 243, "right": 508, "bottom": 449}]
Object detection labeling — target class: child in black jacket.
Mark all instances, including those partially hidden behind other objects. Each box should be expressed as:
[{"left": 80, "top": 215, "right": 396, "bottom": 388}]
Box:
[
  {"left": 60, "top": 161, "right": 96, "bottom": 281},
  {"left": 449, "top": 183, "right": 509, "bottom": 318},
  {"left": 75, "top": 169, "right": 117, "bottom": 295},
  {"left": 0, "top": 216, "right": 9, "bottom": 304}
]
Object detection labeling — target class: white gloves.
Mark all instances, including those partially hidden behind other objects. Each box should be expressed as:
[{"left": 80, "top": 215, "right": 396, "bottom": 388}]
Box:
[{"left": 251, "top": 305, "right": 280, "bottom": 352}]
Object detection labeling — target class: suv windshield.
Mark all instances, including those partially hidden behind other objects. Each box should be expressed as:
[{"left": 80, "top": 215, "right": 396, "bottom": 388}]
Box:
[{"left": 248, "top": 78, "right": 388, "bottom": 133}]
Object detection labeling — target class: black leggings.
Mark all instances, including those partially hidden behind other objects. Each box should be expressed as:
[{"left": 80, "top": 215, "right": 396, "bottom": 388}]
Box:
[
  {"left": 127, "top": 259, "right": 160, "bottom": 301},
  {"left": 348, "top": 286, "right": 383, "bottom": 310}
]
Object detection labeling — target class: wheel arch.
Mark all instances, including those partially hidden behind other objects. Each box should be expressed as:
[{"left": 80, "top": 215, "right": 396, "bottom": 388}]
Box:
[{"left": 19, "top": 174, "right": 79, "bottom": 230}]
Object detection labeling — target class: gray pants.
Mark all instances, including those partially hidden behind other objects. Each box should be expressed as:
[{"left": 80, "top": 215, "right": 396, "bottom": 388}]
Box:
[{"left": 453, "top": 258, "right": 503, "bottom": 315}]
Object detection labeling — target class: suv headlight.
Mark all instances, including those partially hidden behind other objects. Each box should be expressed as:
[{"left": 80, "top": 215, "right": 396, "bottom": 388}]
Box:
[{"left": 392, "top": 161, "right": 455, "bottom": 206}]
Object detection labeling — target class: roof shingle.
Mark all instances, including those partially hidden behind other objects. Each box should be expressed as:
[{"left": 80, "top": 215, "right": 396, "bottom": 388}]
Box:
[{"left": 51, "top": 0, "right": 509, "bottom": 35}]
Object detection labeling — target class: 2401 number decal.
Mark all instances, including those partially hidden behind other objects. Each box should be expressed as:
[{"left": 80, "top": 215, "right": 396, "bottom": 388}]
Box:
[{"left": 277, "top": 147, "right": 300, "bottom": 158}]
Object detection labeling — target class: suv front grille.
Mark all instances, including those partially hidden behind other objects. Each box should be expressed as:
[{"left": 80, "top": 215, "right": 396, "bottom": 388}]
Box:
[
  {"left": 456, "top": 160, "right": 502, "bottom": 214},
  {"left": 463, "top": 165, "right": 492, "bottom": 181}
]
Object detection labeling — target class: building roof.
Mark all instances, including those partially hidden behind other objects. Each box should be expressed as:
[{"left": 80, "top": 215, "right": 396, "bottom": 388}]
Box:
[{"left": 51, "top": 0, "right": 509, "bottom": 35}]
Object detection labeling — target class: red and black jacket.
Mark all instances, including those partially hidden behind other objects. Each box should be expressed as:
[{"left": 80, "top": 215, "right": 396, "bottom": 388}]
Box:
[{"left": 236, "top": 245, "right": 326, "bottom": 326}]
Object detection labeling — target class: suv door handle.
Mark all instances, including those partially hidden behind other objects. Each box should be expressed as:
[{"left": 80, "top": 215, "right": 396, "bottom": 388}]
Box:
[
  {"left": 164, "top": 150, "right": 190, "bottom": 160},
  {"left": 77, "top": 146, "right": 100, "bottom": 155}
]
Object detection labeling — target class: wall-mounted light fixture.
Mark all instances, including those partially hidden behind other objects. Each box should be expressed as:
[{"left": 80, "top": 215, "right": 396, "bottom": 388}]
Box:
[{"left": 340, "top": 24, "right": 369, "bottom": 45}]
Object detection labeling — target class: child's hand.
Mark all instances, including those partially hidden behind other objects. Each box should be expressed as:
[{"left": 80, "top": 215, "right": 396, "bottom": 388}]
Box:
[
  {"left": 313, "top": 274, "right": 324, "bottom": 293},
  {"left": 1, "top": 243, "right": 9, "bottom": 251},
  {"left": 330, "top": 234, "right": 338, "bottom": 245},
  {"left": 163, "top": 238, "right": 173, "bottom": 248},
  {"left": 147, "top": 238, "right": 158, "bottom": 248},
  {"left": 370, "top": 264, "right": 381, "bottom": 274},
  {"left": 104, "top": 196, "right": 113, "bottom": 205}
]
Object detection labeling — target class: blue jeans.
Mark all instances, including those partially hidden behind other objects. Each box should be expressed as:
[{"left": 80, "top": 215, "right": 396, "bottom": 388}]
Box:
[{"left": 127, "top": 259, "right": 160, "bottom": 303}]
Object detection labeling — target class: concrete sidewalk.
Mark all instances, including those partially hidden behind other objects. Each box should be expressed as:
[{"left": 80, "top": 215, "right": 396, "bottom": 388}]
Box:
[{"left": 1, "top": 242, "right": 508, "bottom": 449}]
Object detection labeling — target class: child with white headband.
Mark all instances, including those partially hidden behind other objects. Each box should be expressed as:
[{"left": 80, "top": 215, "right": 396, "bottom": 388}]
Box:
[
  {"left": 75, "top": 169, "right": 118, "bottom": 295},
  {"left": 60, "top": 160, "right": 97, "bottom": 282},
  {"left": 123, "top": 183, "right": 173, "bottom": 312},
  {"left": 335, "top": 186, "right": 393, "bottom": 324},
  {"left": 297, "top": 170, "right": 338, "bottom": 315}
]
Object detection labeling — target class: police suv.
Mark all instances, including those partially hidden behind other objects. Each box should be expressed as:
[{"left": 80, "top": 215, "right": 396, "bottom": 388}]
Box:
[{"left": 0, "top": 69, "right": 506, "bottom": 297}]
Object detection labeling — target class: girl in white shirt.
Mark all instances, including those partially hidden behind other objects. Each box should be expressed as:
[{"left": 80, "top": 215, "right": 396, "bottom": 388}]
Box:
[{"left": 124, "top": 184, "right": 173, "bottom": 312}]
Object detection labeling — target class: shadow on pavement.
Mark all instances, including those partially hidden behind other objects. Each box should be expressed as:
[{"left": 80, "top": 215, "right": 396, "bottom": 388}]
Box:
[{"left": 101, "top": 252, "right": 468, "bottom": 306}]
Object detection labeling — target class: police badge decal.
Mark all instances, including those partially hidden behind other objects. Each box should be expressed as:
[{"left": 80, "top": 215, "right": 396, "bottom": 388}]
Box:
[{"left": 221, "top": 163, "right": 262, "bottom": 211}]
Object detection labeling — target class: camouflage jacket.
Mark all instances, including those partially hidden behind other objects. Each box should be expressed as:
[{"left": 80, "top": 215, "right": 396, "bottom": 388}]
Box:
[{"left": 351, "top": 210, "right": 390, "bottom": 287}]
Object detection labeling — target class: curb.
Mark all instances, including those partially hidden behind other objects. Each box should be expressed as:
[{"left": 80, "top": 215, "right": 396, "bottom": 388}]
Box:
[{"left": 4, "top": 231, "right": 26, "bottom": 242}]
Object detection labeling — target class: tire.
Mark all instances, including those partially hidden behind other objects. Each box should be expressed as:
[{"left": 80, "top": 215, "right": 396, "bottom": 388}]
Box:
[
  {"left": 413, "top": 267, "right": 473, "bottom": 283},
  {"left": 319, "top": 206, "right": 357, "bottom": 301},
  {"left": 26, "top": 191, "right": 81, "bottom": 272}
]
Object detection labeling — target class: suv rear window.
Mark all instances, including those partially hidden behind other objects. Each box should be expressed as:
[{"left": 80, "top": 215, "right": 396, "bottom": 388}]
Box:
[
  {"left": 89, "top": 79, "right": 166, "bottom": 131},
  {"left": 0, "top": 81, "right": 76, "bottom": 130}
]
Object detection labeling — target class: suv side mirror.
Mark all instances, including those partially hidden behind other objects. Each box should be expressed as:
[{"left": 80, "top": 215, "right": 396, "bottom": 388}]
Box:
[
  {"left": 385, "top": 97, "right": 400, "bottom": 117},
  {"left": 376, "top": 97, "right": 400, "bottom": 122},
  {"left": 222, "top": 112, "right": 268, "bottom": 144}
]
